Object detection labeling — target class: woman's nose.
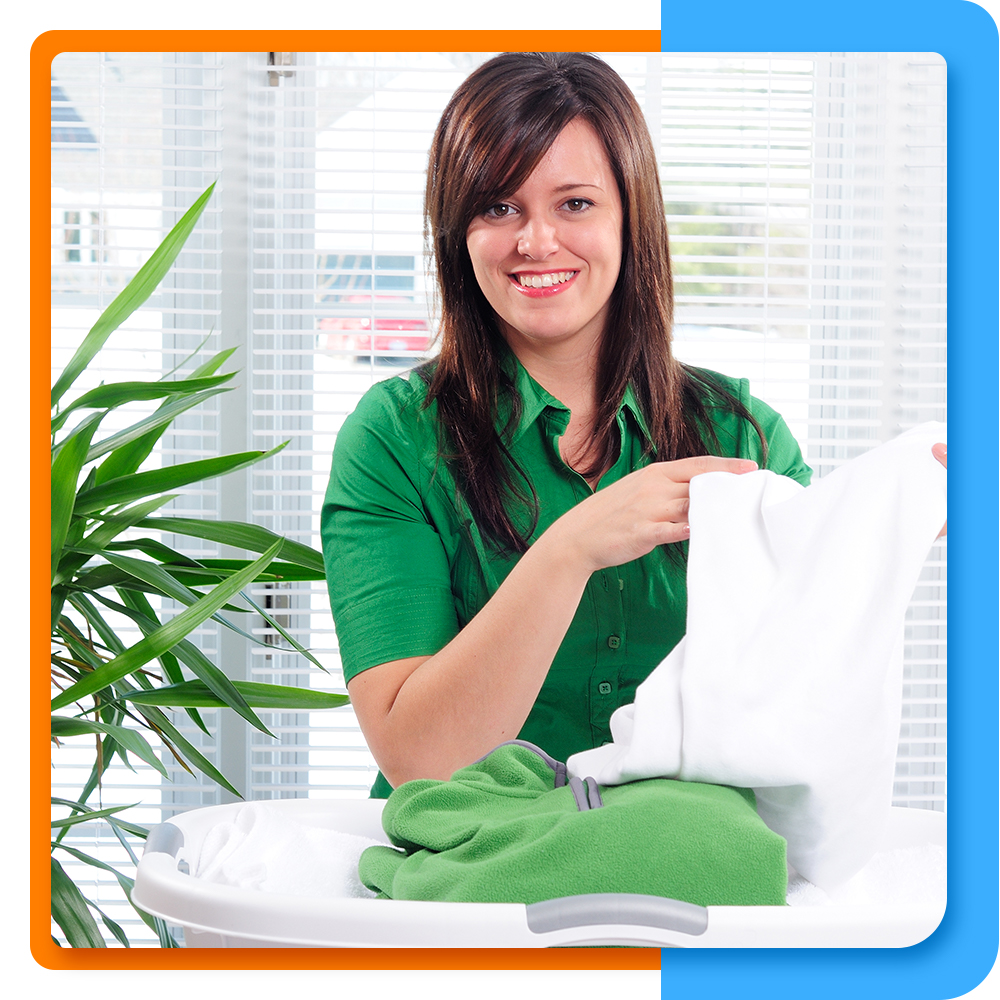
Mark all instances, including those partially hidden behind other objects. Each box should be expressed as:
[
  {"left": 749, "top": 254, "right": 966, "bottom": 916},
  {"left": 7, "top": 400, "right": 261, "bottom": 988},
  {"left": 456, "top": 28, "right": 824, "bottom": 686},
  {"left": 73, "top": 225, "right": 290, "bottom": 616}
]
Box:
[{"left": 516, "top": 216, "right": 559, "bottom": 260}]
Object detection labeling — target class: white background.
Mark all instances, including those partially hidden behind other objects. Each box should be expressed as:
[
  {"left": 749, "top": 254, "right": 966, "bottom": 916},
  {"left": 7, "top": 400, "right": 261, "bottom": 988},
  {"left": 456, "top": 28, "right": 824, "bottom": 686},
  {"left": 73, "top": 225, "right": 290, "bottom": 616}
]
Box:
[{"left": 8, "top": 2, "right": 995, "bottom": 998}]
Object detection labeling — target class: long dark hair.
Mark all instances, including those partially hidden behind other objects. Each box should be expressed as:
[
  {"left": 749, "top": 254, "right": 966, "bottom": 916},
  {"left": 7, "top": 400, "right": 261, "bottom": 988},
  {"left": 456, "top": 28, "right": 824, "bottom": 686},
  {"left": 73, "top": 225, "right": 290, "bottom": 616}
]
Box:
[{"left": 423, "top": 51, "right": 765, "bottom": 553}]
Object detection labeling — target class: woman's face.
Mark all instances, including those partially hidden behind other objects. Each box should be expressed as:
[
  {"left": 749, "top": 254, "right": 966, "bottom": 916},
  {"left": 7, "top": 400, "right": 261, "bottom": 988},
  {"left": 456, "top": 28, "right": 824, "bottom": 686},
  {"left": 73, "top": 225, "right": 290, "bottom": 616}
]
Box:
[{"left": 465, "top": 118, "right": 623, "bottom": 359}]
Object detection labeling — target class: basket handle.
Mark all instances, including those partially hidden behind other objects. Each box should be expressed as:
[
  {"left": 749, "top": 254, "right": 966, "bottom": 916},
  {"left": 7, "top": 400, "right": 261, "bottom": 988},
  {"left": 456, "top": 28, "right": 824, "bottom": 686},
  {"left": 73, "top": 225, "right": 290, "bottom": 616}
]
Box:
[
  {"left": 144, "top": 821, "right": 184, "bottom": 858},
  {"left": 525, "top": 893, "right": 708, "bottom": 937}
]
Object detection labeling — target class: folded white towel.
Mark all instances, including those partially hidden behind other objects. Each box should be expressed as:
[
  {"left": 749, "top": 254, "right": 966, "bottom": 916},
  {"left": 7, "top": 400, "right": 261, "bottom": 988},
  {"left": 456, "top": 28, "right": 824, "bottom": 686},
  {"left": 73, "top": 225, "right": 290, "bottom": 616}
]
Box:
[
  {"left": 568, "top": 423, "right": 947, "bottom": 890},
  {"left": 194, "top": 802, "right": 390, "bottom": 898}
]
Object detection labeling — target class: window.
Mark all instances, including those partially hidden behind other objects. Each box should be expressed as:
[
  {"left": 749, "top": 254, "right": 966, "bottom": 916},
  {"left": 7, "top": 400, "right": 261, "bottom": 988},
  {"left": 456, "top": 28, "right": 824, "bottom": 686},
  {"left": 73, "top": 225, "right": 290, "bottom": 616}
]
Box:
[{"left": 51, "top": 50, "right": 945, "bottom": 944}]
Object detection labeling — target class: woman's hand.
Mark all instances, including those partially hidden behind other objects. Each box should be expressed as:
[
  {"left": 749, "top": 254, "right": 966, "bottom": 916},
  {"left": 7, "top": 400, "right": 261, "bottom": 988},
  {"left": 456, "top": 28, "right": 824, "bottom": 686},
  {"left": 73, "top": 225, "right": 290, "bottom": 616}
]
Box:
[
  {"left": 545, "top": 455, "right": 759, "bottom": 574},
  {"left": 932, "top": 443, "right": 947, "bottom": 538}
]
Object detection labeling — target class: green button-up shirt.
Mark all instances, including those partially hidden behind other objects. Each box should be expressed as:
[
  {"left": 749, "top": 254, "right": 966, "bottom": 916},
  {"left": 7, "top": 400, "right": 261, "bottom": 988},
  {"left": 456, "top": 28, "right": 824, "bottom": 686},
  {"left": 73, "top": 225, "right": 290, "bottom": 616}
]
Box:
[{"left": 322, "top": 361, "right": 811, "bottom": 798}]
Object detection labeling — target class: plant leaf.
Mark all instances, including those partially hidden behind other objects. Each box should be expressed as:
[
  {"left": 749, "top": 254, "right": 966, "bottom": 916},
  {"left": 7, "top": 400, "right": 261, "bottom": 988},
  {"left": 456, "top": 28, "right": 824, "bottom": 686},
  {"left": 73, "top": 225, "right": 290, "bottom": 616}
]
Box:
[
  {"left": 74, "top": 442, "right": 287, "bottom": 514},
  {"left": 77, "top": 495, "right": 178, "bottom": 553},
  {"left": 50, "top": 796, "right": 150, "bottom": 842},
  {"left": 96, "top": 906, "right": 131, "bottom": 948},
  {"left": 137, "top": 516, "right": 324, "bottom": 572},
  {"left": 103, "top": 551, "right": 218, "bottom": 604},
  {"left": 126, "top": 680, "right": 348, "bottom": 710},
  {"left": 99, "top": 550, "right": 287, "bottom": 672},
  {"left": 94, "top": 426, "right": 164, "bottom": 488},
  {"left": 52, "top": 585, "right": 70, "bottom": 633},
  {"left": 64, "top": 594, "right": 126, "bottom": 655},
  {"left": 56, "top": 842, "right": 177, "bottom": 946},
  {"left": 51, "top": 410, "right": 104, "bottom": 580},
  {"left": 51, "top": 182, "right": 216, "bottom": 407},
  {"left": 158, "top": 561, "right": 324, "bottom": 585},
  {"left": 54, "top": 843, "right": 135, "bottom": 890},
  {"left": 51, "top": 541, "right": 282, "bottom": 711},
  {"left": 87, "top": 384, "right": 235, "bottom": 465},
  {"left": 237, "top": 587, "right": 327, "bottom": 670},
  {"left": 51, "top": 802, "right": 140, "bottom": 830},
  {"left": 56, "top": 605, "right": 244, "bottom": 797},
  {"left": 190, "top": 344, "right": 238, "bottom": 378},
  {"left": 131, "top": 703, "right": 243, "bottom": 797},
  {"left": 111, "top": 589, "right": 208, "bottom": 733},
  {"left": 104, "top": 535, "right": 198, "bottom": 564},
  {"left": 51, "top": 373, "right": 234, "bottom": 434},
  {"left": 52, "top": 717, "right": 169, "bottom": 778},
  {"left": 51, "top": 796, "right": 94, "bottom": 813},
  {"left": 50, "top": 857, "right": 106, "bottom": 948},
  {"left": 161, "top": 329, "right": 216, "bottom": 379}
]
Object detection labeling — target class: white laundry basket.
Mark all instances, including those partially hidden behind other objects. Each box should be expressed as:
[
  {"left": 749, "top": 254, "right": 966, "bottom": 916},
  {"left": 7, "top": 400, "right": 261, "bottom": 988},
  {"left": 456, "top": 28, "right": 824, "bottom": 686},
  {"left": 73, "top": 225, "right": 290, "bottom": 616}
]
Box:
[
  {"left": 132, "top": 798, "right": 945, "bottom": 949},
  {"left": 132, "top": 799, "right": 945, "bottom": 948}
]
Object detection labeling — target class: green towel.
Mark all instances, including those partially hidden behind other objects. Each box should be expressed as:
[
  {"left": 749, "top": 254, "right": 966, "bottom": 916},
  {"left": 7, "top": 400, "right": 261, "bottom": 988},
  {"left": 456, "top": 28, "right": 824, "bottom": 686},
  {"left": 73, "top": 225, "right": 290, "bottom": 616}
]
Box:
[{"left": 359, "top": 741, "right": 787, "bottom": 906}]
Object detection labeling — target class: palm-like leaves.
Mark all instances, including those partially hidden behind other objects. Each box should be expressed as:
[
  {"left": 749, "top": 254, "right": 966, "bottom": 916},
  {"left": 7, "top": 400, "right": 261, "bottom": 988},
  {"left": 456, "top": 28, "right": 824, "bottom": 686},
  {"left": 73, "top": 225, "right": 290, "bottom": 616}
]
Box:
[{"left": 50, "top": 184, "right": 346, "bottom": 947}]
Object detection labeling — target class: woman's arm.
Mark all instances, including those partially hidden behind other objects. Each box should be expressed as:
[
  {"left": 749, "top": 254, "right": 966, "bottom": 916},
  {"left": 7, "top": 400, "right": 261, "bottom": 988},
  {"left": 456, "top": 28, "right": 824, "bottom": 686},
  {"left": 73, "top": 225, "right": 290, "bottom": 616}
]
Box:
[{"left": 347, "top": 454, "right": 758, "bottom": 787}]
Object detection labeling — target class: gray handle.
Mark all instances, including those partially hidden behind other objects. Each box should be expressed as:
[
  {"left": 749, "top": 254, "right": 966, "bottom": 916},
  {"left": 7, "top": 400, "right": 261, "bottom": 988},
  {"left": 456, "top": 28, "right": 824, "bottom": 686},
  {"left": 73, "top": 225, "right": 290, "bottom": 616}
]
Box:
[
  {"left": 526, "top": 893, "right": 708, "bottom": 936},
  {"left": 144, "top": 821, "right": 184, "bottom": 858}
]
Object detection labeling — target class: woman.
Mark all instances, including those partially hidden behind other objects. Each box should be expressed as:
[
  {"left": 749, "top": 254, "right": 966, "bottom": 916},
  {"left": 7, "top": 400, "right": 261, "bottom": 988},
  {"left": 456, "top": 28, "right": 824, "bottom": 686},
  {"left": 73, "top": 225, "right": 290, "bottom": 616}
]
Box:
[{"left": 321, "top": 52, "right": 812, "bottom": 798}]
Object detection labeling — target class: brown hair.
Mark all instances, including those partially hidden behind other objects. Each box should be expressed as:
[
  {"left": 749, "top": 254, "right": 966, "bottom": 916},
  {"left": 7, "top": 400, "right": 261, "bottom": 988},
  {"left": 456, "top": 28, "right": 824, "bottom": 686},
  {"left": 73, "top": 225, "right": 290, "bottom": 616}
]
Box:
[{"left": 422, "top": 51, "right": 764, "bottom": 553}]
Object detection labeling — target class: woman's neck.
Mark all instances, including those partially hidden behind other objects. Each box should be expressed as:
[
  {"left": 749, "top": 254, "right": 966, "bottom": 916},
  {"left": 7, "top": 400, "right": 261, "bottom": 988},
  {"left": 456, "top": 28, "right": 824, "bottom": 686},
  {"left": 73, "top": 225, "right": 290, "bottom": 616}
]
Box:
[
  {"left": 503, "top": 330, "right": 601, "bottom": 417},
  {"left": 503, "top": 332, "right": 611, "bottom": 487}
]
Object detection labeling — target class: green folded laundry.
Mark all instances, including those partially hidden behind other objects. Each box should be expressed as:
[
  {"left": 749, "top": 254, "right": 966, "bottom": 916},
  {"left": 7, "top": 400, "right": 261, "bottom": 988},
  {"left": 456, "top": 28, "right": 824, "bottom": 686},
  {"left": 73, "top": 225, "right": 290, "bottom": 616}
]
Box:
[{"left": 359, "top": 741, "right": 787, "bottom": 907}]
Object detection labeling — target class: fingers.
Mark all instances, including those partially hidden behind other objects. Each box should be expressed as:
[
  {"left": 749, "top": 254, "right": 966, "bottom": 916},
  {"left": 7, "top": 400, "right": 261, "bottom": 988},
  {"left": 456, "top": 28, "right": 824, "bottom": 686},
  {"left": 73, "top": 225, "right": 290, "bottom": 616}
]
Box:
[
  {"left": 658, "top": 496, "right": 691, "bottom": 532},
  {"left": 931, "top": 445, "right": 946, "bottom": 537},
  {"left": 661, "top": 454, "right": 759, "bottom": 483},
  {"left": 618, "top": 455, "right": 757, "bottom": 497},
  {"left": 653, "top": 518, "right": 692, "bottom": 545},
  {"left": 559, "top": 456, "right": 757, "bottom": 571}
]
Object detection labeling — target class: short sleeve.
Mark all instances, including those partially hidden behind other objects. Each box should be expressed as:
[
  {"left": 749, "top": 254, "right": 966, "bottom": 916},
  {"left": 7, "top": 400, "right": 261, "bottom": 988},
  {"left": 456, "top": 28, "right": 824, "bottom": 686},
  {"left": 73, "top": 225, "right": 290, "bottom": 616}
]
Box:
[
  {"left": 746, "top": 393, "right": 813, "bottom": 487},
  {"left": 699, "top": 371, "right": 812, "bottom": 488},
  {"left": 321, "top": 380, "right": 460, "bottom": 682}
]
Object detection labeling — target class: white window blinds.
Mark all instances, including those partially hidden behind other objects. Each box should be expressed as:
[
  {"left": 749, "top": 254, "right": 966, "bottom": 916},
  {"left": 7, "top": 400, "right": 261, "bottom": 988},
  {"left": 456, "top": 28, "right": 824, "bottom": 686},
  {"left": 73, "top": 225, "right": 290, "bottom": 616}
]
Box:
[{"left": 51, "top": 50, "right": 945, "bottom": 945}]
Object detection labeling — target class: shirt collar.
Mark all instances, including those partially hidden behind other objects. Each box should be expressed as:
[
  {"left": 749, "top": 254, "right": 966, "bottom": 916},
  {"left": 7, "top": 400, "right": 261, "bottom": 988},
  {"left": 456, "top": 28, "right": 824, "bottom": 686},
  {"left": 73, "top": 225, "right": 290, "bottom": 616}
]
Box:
[{"left": 497, "top": 350, "right": 655, "bottom": 449}]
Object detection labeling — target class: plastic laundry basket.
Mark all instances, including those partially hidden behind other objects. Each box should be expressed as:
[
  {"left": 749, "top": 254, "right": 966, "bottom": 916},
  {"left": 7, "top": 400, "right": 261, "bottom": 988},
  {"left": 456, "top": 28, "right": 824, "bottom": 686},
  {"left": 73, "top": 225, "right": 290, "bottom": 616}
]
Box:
[{"left": 132, "top": 799, "right": 946, "bottom": 948}]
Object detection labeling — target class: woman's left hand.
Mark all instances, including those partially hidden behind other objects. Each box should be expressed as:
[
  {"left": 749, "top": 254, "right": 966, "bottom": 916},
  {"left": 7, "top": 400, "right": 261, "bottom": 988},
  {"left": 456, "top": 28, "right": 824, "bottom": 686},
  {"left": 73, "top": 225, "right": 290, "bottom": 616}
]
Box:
[{"left": 932, "top": 443, "right": 947, "bottom": 538}]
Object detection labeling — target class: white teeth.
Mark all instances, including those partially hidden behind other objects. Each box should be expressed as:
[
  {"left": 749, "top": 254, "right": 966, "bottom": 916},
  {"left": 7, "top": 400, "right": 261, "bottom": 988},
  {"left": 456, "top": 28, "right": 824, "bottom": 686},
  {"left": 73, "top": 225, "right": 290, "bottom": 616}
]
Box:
[{"left": 517, "top": 270, "right": 575, "bottom": 288}]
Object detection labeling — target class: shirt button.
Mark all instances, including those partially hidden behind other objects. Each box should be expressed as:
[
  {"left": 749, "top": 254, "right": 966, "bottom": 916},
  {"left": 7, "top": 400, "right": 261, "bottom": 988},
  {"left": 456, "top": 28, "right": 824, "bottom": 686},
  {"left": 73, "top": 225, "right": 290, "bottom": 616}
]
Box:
[
  {"left": 607, "top": 635, "right": 621, "bottom": 649},
  {"left": 598, "top": 682, "right": 612, "bottom": 695}
]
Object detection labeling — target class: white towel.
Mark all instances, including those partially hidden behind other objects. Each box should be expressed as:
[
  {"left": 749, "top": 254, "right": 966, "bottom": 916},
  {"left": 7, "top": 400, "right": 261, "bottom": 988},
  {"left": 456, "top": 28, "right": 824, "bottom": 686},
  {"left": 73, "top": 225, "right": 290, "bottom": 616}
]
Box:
[
  {"left": 568, "top": 422, "right": 947, "bottom": 889},
  {"left": 194, "top": 802, "right": 390, "bottom": 898}
]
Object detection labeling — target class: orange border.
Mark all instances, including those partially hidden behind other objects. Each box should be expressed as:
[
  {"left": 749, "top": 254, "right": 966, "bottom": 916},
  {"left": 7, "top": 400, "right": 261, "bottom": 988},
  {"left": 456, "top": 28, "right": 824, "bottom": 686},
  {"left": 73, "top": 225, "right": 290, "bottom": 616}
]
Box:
[{"left": 33, "top": 29, "right": 661, "bottom": 972}]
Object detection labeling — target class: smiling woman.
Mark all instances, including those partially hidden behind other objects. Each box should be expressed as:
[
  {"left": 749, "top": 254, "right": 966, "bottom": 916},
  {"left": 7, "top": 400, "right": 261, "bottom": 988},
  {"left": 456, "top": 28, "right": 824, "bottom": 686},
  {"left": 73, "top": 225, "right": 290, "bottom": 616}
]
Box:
[{"left": 321, "top": 52, "right": 811, "bottom": 797}]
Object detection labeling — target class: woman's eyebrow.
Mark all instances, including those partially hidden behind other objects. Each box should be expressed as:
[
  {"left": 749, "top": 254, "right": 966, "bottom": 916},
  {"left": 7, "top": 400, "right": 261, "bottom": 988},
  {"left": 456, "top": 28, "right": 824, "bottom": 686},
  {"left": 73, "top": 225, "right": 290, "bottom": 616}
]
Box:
[{"left": 552, "top": 182, "right": 603, "bottom": 193}]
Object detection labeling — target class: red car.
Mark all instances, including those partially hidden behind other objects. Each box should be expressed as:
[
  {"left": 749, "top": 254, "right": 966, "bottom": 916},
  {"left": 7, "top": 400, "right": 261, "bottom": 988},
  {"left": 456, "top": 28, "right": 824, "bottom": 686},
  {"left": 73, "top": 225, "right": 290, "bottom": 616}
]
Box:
[{"left": 319, "top": 299, "right": 433, "bottom": 363}]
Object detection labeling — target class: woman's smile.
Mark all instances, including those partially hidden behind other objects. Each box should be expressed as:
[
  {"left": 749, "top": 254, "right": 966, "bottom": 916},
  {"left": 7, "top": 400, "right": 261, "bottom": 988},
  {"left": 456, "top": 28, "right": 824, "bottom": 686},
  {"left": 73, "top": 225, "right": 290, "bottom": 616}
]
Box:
[
  {"left": 465, "top": 118, "right": 623, "bottom": 356},
  {"left": 510, "top": 269, "right": 579, "bottom": 295}
]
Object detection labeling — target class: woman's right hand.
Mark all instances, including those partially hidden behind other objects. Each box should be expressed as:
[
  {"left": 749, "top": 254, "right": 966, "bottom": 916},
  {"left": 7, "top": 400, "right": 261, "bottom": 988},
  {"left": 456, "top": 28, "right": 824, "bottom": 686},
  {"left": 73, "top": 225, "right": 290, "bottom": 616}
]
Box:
[{"left": 545, "top": 455, "right": 759, "bottom": 574}]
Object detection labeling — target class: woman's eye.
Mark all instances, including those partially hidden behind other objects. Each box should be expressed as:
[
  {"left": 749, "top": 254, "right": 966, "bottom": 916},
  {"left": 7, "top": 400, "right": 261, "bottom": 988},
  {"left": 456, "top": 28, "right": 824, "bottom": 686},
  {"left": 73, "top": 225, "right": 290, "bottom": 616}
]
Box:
[
  {"left": 484, "top": 204, "right": 513, "bottom": 219},
  {"left": 563, "top": 198, "right": 592, "bottom": 212}
]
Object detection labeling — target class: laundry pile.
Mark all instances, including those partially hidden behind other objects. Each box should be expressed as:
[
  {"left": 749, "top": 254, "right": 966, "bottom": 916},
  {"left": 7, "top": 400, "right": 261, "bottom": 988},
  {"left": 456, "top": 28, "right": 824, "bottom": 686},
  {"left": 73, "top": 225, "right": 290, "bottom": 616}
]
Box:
[
  {"left": 195, "top": 424, "right": 947, "bottom": 910},
  {"left": 567, "top": 422, "right": 947, "bottom": 889}
]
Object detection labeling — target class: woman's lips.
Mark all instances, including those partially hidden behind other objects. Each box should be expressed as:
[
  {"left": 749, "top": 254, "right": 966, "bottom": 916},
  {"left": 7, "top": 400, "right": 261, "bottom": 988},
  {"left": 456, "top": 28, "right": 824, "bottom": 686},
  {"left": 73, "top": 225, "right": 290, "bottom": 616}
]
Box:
[{"left": 508, "top": 270, "right": 579, "bottom": 298}]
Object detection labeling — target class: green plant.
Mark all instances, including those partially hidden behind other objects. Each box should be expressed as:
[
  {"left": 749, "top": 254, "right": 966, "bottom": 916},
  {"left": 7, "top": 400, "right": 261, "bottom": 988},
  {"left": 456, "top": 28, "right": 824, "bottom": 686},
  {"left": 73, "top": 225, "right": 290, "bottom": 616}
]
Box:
[{"left": 50, "top": 183, "right": 346, "bottom": 947}]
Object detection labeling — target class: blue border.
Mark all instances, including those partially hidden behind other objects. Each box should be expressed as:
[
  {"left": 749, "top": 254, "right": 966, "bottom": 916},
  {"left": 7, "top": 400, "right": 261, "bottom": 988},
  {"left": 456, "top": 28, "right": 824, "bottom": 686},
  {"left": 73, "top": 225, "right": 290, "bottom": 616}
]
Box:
[{"left": 658, "top": 1, "right": 999, "bottom": 997}]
